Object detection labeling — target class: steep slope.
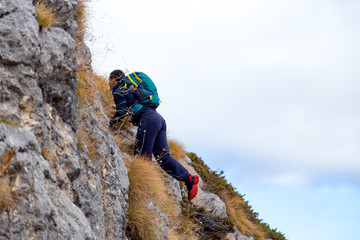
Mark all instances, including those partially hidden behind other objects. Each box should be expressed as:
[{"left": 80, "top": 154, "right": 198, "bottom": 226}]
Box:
[{"left": 0, "top": 1, "right": 286, "bottom": 240}]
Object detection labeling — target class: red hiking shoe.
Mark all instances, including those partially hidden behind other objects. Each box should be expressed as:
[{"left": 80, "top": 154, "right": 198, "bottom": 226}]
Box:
[{"left": 187, "top": 175, "right": 199, "bottom": 201}]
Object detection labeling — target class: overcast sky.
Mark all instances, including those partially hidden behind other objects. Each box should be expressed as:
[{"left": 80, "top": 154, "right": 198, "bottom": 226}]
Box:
[{"left": 85, "top": 0, "right": 360, "bottom": 239}]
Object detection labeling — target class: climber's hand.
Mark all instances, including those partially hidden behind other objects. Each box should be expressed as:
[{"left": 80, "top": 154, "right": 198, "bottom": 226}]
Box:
[{"left": 110, "top": 104, "right": 116, "bottom": 114}]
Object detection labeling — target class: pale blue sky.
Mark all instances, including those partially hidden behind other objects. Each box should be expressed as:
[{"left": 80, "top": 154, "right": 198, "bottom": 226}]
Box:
[{"left": 85, "top": 0, "right": 360, "bottom": 239}]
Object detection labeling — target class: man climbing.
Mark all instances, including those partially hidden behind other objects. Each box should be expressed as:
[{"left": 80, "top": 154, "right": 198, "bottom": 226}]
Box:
[{"left": 108, "top": 69, "right": 199, "bottom": 201}]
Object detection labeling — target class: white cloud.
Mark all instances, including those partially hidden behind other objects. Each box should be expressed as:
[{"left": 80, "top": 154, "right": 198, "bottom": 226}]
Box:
[{"left": 86, "top": 0, "right": 360, "bottom": 187}]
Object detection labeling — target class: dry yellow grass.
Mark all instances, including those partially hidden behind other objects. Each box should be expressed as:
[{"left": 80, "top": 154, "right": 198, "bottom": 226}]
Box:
[
  {"left": 169, "top": 216, "right": 200, "bottom": 240},
  {"left": 168, "top": 139, "right": 186, "bottom": 160},
  {"left": 0, "top": 149, "right": 15, "bottom": 175},
  {"left": 223, "top": 195, "right": 266, "bottom": 240},
  {"left": 41, "top": 147, "right": 51, "bottom": 161},
  {"left": 76, "top": 123, "right": 101, "bottom": 162},
  {"left": 127, "top": 196, "right": 159, "bottom": 239},
  {"left": 35, "top": 2, "right": 57, "bottom": 30},
  {"left": 126, "top": 156, "right": 179, "bottom": 239},
  {"left": 112, "top": 131, "right": 134, "bottom": 156},
  {"left": 92, "top": 72, "right": 134, "bottom": 132},
  {"left": 77, "top": 66, "right": 96, "bottom": 107},
  {"left": 0, "top": 178, "right": 14, "bottom": 211},
  {"left": 74, "top": 0, "right": 88, "bottom": 43},
  {"left": 0, "top": 149, "right": 16, "bottom": 210},
  {"left": 92, "top": 73, "right": 114, "bottom": 117},
  {"left": 169, "top": 230, "right": 198, "bottom": 240}
]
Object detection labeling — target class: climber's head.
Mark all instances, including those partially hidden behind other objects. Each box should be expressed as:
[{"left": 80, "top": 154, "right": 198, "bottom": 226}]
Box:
[
  {"left": 109, "top": 69, "right": 125, "bottom": 82},
  {"left": 108, "top": 69, "right": 125, "bottom": 89}
]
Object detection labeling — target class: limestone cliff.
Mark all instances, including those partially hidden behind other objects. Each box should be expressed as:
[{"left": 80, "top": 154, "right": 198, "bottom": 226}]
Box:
[
  {"left": 0, "top": 0, "right": 128, "bottom": 239},
  {"left": 0, "top": 1, "right": 285, "bottom": 240}
]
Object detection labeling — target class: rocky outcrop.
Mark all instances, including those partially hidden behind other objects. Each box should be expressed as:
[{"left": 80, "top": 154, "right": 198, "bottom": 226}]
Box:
[
  {"left": 0, "top": 125, "right": 96, "bottom": 239},
  {"left": 0, "top": 0, "right": 129, "bottom": 239},
  {"left": 147, "top": 199, "right": 170, "bottom": 240},
  {"left": 225, "top": 228, "right": 255, "bottom": 240},
  {"left": 196, "top": 188, "right": 228, "bottom": 218},
  {"left": 181, "top": 156, "right": 227, "bottom": 217}
]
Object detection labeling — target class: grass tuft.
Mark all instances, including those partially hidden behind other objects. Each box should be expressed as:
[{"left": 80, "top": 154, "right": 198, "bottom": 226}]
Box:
[
  {"left": 0, "top": 178, "right": 14, "bottom": 211},
  {"left": 0, "top": 149, "right": 16, "bottom": 210},
  {"left": 41, "top": 147, "right": 50, "bottom": 161},
  {"left": 1, "top": 149, "right": 15, "bottom": 175},
  {"left": 125, "top": 156, "right": 178, "bottom": 239},
  {"left": 76, "top": 66, "right": 96, "bottom": 107},
  {"left": 35, "top": 2, "right": 57, "bottom": 30},
  {"left": 74, "top": 0, "right": 89, "bottom": 43},
  {"left": 223, "top": 194, "right": 264, "bottom": 239},
  {"left": 92, "top": 73, "right": 114, "bottom": 118},
  {"left": 168, "top": 139, "right": 186, "bottom": 160}
]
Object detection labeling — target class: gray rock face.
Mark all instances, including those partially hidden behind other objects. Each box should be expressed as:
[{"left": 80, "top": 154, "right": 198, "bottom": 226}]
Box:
[
  {"left": 180, "top": 156, "right": 228, "bottom": 218},
  {"left": 37, "top": 27, "right": 79, "bottom": 131},
  {"left": 40, "top": 0, "right": 79, "bottom": 37},
  {"left": 0, "top": 125, "right": 96, "bottom": 240},
  {"left": 196, "top": 188, "right": 228, "bottom": 218},
  {"left": 147, "top": 199, "right": 169, "bottom": 240},
  {"left": 0, "top": 0, "right": 40, "bottom": 67},
  {"left": 164, "top": 172, "right": 182, "bottom": 202},
  {"left": 0, "top": 0, "right": 129, "bottom": 239},
  {"left": 0, "top": 0, "right": 79, "bottom": 130},
  {"left": 224, "top": 227, "right": 255, "bottom": 240}
]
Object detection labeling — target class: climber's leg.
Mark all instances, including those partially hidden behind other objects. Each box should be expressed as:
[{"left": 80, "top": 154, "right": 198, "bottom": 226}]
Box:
[
  {"left": 134, "top": 112, "right": 161, "bottom": 159},
  {"left": 152, "top": 116, "right": 191, "bottom": 182}
]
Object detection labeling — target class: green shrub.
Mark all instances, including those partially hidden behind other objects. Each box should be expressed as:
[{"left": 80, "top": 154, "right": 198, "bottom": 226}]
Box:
[
  {"left": 187, "top": 152, "right": 238, "bottom": 196},
  {"left": 0, "top": 118, "right": 11, "bottom": 125},
  {"left": 187, "top": 152, "right": 286, "bottom": 240}
]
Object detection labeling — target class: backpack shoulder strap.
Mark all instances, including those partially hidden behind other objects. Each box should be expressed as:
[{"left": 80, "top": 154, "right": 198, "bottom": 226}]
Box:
[
  {"left": 126, "top": 74, "right": 138, "bottom": 88},
  {"left": 133, "top": 72, "right": 143, "bottom": 83}
]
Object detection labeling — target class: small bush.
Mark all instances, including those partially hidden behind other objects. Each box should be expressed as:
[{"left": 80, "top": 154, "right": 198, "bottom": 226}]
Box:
[{"left": 35, "top": 2, "right": 57, "bottom": 30}]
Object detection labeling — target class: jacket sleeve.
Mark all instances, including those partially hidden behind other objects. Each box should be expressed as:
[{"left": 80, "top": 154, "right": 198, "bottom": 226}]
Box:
[{"left": 110, "top": 87, "right": 128, "bottom": 126}]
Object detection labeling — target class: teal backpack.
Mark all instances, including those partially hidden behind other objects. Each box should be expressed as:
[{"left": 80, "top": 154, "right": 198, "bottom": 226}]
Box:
[{"left": 122, "top": 72, "right": 161, "bottom": 114}]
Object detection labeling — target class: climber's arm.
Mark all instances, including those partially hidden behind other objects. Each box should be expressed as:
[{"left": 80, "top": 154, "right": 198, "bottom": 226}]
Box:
[{"left": 109, "top": 89, "right": 128, "bottom": 126}]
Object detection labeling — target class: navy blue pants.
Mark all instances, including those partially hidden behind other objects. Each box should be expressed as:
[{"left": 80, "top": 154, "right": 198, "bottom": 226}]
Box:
[{"left": 134, "top": 111, "right": 191, "bottom": 183}]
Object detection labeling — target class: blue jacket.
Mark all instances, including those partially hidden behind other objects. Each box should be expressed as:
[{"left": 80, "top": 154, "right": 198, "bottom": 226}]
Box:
[{"left": 110, "top": 81, "right": 155, "bottom": 126}]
